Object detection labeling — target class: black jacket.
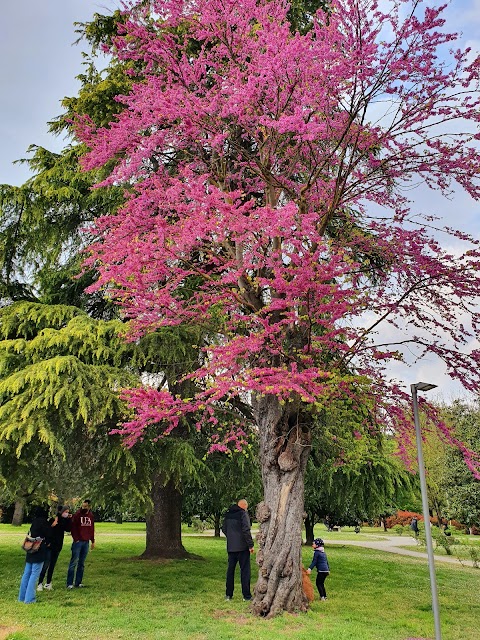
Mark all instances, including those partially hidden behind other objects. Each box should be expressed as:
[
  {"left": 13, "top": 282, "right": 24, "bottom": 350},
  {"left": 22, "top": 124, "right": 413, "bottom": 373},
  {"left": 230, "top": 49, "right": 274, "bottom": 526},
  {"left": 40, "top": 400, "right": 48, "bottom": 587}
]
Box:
[
  {"left": 25, "top": 516, "right": 52, "bottom": 564},
  {"left": 48, "top": 515, "right": 72, "bottom": 551},
  {"left": 222, "top": 505, "right": 254, "bottom": 553}
]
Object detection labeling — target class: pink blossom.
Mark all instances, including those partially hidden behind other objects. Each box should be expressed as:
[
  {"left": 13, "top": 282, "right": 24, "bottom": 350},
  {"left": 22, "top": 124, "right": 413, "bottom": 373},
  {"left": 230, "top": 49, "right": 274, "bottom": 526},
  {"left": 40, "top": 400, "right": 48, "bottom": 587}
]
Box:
[{"left": 80, "top": 0, "right": 480, "bottom": 469}]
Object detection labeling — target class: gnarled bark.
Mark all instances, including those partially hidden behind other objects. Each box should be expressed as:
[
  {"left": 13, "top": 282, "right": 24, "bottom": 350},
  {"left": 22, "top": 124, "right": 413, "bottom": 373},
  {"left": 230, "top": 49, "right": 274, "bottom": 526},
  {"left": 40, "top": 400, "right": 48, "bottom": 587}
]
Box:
[
  {"left": 251, "top": 395, "right": 311, "bottom": 618},
  {"left": 141, "top": 473, "right": 189, "bottom": 559}
]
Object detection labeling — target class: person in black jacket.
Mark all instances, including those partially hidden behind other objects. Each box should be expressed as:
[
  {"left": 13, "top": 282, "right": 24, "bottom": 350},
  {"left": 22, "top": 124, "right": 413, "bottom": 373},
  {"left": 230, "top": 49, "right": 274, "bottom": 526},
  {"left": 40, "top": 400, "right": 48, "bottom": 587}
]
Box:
[
  {"left": 18, "top": 507, "right": 52, "bottom": 604},
  {"left": 221, "top": 499, "right": 254, "bottom": 601},
  {"left": 37, "top": 505, "right": 72, "bottom": 591},
  {"left": 306, "top": 537, "right": 330, "bottom": 601}
]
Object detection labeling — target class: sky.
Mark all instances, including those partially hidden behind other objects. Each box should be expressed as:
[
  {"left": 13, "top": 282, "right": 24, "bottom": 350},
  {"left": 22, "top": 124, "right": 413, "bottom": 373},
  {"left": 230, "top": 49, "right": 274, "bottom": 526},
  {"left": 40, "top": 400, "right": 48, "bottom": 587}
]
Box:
[
  {"left": 0, "top": 0, "right": 479, "bottom": 400},
  {"left": 0, "top": 0, "right": 119, "bottom": 186}
]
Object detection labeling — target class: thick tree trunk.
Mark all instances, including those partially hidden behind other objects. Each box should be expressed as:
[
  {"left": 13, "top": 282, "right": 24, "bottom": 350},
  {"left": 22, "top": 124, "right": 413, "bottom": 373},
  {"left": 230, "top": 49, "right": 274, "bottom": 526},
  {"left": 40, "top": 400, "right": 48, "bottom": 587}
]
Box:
[
  {"left": 214, "top": 513, "right": 221, "bottom": 537},
  {"left": 141, "top": 474, "right": 189, "bottom": 559},
  {"left": 252, "top": 395, "right": 311, "bottom": 618},
  {"left": 304, "top": 516, "right": 315, "bottom": 546},
  {"left": 12, "top": 499, "right": 25, "bottom": 526}
]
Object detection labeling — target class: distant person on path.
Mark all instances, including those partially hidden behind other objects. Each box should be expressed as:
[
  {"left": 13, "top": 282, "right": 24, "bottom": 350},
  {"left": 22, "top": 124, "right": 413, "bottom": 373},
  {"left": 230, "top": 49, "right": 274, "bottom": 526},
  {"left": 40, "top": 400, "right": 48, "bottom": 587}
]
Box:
[
  {"left": 18, "top": 507, "right": 52, "bottom": 604},
  {"left": 410, "top": 517, "right": 419, "bottom": 537},
  {"left": 306, "top": 537, "right": 330, "bottom": 601},
  {"left": 37, "top": 505, "right": 72, "bottom": 592},
  {"left": 222, "top": 499, "right": 254, "bottom": 601},
  {"left": 67, "top": 499, "right": 95, "bottom": 589}
]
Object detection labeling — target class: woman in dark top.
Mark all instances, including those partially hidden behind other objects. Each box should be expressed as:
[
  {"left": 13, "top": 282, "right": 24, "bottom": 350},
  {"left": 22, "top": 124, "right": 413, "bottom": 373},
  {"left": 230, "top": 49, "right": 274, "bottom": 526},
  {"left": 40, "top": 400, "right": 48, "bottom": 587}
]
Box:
[
  {"left": 37, "top": 505, "right": 72, "bottom": 591},
  {"left": 306, "top": 537, "right": 330, "bottom": 601},
  {"left": 18, "top": 507, "right": 52, "bottom": 603}
]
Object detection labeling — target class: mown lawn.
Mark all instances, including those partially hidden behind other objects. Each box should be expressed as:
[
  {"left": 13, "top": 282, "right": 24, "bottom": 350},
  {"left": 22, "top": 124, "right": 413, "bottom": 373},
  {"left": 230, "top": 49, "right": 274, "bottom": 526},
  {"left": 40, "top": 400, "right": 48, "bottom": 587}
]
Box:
[{"left": 1, "top": 523, "right": 479, "bottom": 640}]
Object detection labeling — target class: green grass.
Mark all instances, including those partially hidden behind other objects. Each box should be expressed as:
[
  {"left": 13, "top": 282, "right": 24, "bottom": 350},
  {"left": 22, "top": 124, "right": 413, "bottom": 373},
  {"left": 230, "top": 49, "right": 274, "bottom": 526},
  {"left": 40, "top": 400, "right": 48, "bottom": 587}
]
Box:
[{"left": 1, "top": 524, "right": 480, "bottom": 640}]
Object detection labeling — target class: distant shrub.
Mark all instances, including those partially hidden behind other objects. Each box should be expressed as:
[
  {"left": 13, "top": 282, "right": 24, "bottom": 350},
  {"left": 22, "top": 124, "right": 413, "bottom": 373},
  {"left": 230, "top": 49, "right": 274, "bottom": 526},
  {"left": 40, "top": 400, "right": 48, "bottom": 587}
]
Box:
[
  {"left": 430, "top": 527, "right": 457, "bottom": 555},
  {"left": 393, "top": 525, "right": 404, "bottom": 535},
  {"left": 191, "top": 516, "right": 207, "bottom": 532},
  {"left": 469, "top": 546, "right": 480, "bottom": 567},
  {"left": 385, "top": 511, "right": 423, "bottom": 529}
]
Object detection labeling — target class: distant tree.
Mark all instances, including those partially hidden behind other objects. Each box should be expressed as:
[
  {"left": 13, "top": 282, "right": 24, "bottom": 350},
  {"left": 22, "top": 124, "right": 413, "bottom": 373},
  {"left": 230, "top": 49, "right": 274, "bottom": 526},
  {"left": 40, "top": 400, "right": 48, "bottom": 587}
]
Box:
[
  {"left": 0, "top": 302, "right": 142, "bottom": 521},
  {"left": 183, "top": 437, "right": 261, "bottom": 537},
  {"left": 441, "top": 401, "right": 480, "bottom": 532},
  {"left": 421, "top": 422, "right": 451, "bottom": 526},
  {"left": 0, "top": 301, "right": 211, "bottom": 556},
  {"left": 0, "top": 441, "right": 47, "bottom": 525},
  {"left": 304, "top": 405, "right": 416, "bottom": 542}
]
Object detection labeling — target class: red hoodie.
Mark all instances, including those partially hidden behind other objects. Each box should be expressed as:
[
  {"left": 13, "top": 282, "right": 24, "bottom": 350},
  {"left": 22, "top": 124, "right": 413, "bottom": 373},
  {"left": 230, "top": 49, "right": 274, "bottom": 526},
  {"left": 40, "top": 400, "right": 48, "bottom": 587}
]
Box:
[{"left": 70, "top": 509, "right": 95, "bottom": 543}]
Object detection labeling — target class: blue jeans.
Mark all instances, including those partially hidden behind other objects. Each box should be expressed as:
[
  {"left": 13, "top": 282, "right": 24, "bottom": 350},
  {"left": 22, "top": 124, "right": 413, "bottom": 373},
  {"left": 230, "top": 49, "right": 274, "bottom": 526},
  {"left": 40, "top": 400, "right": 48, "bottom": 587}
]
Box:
[
  {"left": 67, "top": 541, "right": 89, "bottom": 587},
  {"left": 18, "top": 561, "right": 44, "bottom": 603}
]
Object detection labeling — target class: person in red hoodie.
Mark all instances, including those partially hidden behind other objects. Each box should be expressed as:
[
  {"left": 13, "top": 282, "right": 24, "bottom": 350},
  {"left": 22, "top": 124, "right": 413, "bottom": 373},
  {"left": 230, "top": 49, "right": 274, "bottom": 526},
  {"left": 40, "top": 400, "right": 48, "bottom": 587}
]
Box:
[{"left": 66, "top": 499, "right": 95, "bottom": 589}]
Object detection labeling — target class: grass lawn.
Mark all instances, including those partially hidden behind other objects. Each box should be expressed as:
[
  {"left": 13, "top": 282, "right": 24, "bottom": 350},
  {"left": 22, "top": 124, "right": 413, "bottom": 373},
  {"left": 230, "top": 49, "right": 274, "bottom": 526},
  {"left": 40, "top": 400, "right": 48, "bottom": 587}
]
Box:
[{"left": 1, "top": 523, "right": 479, "bottom": 640}]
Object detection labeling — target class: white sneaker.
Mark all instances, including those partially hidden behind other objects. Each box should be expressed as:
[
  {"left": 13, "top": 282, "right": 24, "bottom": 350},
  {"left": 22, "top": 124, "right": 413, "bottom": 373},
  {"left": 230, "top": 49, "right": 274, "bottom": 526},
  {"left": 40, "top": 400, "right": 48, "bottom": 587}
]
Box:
[
  {"left": 44, "top": 583, "right": 53, "bottom": 591},
  {"left": 67, "top": 585, "right": 73, "bottom": 589},
  {"left": 76, "top": 584, "right": 84, "bottom": 588},
  {"left": 37, "top": 583, "right": 43, "bottom": 592}
]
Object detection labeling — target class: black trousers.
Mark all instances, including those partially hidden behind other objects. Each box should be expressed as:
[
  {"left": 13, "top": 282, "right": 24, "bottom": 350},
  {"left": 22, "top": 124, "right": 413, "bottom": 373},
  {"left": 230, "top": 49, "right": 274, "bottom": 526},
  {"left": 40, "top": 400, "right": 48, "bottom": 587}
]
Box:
[
  {"left": 39, "top": 548, "right": 61, "bottom": 584},
  {"left": 226, "top": 550, "right": 251, "bottom": 599},
  {"left": 316, "top": 571, "right": 329, "bottom": 598}
]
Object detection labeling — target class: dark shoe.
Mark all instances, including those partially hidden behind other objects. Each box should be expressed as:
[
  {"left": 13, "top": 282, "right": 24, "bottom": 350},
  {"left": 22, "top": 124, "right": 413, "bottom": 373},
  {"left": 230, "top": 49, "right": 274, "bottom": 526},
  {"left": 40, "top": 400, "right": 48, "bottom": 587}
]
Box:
[{"left": 243, "top": 596, "right": 252, "bottom": 601}]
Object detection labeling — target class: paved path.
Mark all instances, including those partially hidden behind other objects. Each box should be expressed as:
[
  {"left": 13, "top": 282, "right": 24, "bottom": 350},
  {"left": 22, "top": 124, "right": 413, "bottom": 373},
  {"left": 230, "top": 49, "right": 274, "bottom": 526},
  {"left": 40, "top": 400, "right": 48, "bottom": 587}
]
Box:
[
  {"left": 321, "top": 534, "right": 477, "bottom": 568},
  {"left": 179, "top": 530, "right": 478, "bottom": 569}
]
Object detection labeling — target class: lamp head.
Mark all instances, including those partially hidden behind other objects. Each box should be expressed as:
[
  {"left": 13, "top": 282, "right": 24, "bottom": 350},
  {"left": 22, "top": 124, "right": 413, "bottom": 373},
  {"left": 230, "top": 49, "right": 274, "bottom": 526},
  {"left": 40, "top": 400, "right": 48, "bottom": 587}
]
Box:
[{"left": 413, "top": 382, "right": 438, "bottom": 392}]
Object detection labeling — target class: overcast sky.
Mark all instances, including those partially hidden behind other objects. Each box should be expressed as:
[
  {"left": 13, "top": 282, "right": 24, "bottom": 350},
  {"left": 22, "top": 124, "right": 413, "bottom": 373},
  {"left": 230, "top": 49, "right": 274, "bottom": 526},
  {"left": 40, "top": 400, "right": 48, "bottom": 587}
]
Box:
[
  {"left": 0, "top": 0, "right": 119, "bottom": 186},
  {"left": 1, "top": 0, "right": 479, "bottom": 399}
]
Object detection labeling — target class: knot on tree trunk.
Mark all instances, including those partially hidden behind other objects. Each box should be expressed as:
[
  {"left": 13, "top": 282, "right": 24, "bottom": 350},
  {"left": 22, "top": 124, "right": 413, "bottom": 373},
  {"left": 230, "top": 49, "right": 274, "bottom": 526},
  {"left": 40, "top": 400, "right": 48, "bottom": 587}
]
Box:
[
  {"left": 281, "top": 557, "right": 293, "bottom": 577},
  {"left": 278, "top": 449, "right": 298, "bottom": 471},
  {"left": 256, "top": 529, "right": 266, "bottom": 546},
  {"left": 256, "top": 501, "right": 271, "bottom": 523},
  {"left": 256, "top": 549, "right": 264, "bottom": 566},
  {"left": 255, "top": 579, "right": 268, "bottom": 594}
]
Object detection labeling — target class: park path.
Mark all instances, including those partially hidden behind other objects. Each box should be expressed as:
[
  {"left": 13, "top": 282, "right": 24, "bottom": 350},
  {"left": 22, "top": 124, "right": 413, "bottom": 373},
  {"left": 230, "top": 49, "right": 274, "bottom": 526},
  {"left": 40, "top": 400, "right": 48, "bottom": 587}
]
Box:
[{"left": 321, "top": 533, "right": 477, "bottom": 568}]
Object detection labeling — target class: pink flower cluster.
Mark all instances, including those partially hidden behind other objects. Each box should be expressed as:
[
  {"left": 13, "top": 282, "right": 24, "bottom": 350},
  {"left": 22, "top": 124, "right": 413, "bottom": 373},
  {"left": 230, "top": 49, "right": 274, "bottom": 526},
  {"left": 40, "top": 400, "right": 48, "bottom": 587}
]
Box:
[{"left": 80, "top": 0, "right": 480, "bottom": 470}]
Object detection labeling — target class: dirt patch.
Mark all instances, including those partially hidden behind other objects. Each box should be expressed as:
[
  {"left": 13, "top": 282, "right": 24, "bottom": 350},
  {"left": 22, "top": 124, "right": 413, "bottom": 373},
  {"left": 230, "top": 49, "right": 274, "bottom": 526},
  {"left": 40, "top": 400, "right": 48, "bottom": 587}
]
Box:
[
  {"left": 0, "top": 626, "right": 23, "bottom": 640},
  {"left": 212, "top": 610, "right": 250, "bottom": 624},
  {"left": 125, "top": 552, "right": 204, "bottom": 563}
]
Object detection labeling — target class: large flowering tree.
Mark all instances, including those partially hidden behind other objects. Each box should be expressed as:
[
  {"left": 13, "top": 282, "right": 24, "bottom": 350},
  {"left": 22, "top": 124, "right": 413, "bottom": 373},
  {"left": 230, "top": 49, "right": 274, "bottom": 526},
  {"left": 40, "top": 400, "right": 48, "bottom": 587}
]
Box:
[{"left": 80, "top": 0, "right": 480, "bottom": 616}]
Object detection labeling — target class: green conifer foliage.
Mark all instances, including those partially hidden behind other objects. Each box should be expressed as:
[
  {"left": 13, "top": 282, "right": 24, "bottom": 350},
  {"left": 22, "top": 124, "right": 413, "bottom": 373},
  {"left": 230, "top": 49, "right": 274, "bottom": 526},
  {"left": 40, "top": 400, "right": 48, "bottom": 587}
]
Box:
[{"left": 0, "top": 302, "right": 139, "bottom": 456}]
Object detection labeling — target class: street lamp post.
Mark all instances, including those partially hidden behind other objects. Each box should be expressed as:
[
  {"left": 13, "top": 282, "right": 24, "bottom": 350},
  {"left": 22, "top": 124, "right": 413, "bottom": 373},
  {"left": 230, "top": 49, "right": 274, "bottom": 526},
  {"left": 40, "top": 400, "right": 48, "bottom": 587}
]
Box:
[{"left": 410, "top": 382, "right": 441, "bottom": 640}]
